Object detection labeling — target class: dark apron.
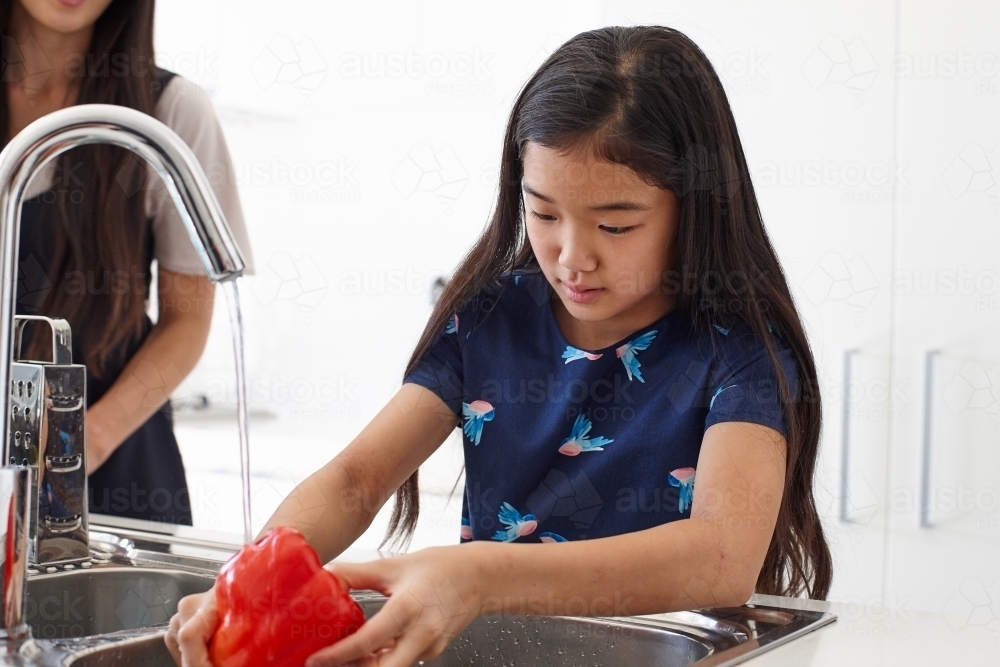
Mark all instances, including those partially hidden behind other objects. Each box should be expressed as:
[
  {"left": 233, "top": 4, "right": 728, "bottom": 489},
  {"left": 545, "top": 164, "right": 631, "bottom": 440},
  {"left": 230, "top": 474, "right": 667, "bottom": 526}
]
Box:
[{"left": 15, "top": 69, "right": 192, "bottom": 526}]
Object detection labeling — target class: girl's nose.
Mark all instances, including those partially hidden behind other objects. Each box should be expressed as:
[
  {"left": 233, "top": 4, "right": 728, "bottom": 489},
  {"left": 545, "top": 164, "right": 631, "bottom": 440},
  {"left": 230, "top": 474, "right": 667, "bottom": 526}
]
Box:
[{"left": 558, "top": 227, "right": 598, "bottom": 274}]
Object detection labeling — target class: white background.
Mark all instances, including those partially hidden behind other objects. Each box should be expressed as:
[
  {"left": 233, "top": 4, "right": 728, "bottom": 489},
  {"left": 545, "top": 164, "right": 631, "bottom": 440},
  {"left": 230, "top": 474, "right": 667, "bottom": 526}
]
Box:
[{"left": 151, "top": 0, "right": 1000, "bottom": 629}]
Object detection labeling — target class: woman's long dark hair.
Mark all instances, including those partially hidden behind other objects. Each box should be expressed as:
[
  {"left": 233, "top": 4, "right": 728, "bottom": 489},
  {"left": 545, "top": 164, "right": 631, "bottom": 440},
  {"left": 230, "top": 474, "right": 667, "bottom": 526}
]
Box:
[
  {"left": 1, "top": 0, "right": 158, "bottom": 376},
  {"left": 389, "top": 26, "right": 831, "bottom": 600}
]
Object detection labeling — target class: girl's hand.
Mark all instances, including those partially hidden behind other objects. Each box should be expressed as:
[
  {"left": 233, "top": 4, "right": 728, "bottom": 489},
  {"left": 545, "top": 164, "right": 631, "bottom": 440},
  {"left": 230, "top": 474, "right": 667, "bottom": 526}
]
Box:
[
  {"left": 306, "top": 545, "right": 489, "bottom": 667},
  {"left": 165, "top": 589, "right": 218, "bottom": 667}
]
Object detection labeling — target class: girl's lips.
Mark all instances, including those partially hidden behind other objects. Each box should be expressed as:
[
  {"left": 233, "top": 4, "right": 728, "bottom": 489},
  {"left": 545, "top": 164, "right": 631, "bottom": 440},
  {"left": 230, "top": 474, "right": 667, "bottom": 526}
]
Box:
[
  {"left": 57, "top": 0, "right": 86, "bottom": 7},
  {"left": 562, "top": 282, "right": 603, "bottom": 304}
]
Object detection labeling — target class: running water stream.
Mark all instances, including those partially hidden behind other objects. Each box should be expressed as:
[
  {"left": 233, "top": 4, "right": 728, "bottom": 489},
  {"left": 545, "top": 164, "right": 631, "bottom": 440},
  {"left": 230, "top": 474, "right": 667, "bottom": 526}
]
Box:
[{"left": 221, "top": 278, "right": 253, "bottom": 545}]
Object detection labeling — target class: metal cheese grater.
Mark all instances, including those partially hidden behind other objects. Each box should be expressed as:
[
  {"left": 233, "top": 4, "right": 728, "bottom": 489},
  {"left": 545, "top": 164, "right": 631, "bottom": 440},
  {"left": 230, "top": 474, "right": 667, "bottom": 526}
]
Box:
[{"left": 9, "top": 315, "right": 88, "bottom": 564}]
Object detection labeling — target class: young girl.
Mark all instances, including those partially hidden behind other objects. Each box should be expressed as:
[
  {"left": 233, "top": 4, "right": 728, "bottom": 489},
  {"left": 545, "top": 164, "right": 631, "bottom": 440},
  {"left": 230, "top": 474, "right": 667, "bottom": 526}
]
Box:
[
  {"left": 169, "top": 26, "right": 830, "bottom": 667},
  {"left": 2, "top": 0, "right": 253, "bottom": 524}
]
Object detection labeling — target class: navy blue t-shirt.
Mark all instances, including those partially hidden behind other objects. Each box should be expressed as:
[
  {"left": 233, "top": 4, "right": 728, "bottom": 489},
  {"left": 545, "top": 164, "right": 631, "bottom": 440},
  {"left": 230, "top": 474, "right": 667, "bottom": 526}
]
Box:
[{"left": 404, "top": 270, "right": 798, "bottom": 544}]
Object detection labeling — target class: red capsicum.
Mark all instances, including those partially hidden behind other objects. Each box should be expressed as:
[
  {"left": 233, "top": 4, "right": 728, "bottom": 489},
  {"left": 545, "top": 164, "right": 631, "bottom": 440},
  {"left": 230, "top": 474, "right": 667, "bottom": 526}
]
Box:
[{"left": 209, "top": 526, "right": 366, "bottom": 667}]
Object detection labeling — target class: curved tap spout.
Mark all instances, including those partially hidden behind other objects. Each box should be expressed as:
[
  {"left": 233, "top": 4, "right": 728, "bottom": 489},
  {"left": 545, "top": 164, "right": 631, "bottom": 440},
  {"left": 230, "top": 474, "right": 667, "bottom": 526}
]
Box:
[{"left": 0, "top": 105, "right": 247, "bottom": 566}]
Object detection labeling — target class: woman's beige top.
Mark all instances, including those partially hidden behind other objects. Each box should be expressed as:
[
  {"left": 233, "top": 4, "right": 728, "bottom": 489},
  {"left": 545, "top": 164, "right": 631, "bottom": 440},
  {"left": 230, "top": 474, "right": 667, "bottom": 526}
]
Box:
[{"left": 23, "top": 75, "right": 255, "bottom": 275}]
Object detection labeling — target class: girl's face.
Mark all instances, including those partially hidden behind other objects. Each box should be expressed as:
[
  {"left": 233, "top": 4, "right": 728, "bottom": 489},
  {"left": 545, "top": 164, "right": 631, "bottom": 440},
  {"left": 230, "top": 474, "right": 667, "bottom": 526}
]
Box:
[
  {"left": 522, "top": 141, "right": 680, "bottom": 340},
  {"left": 15, "top": 0, "right": 114, "bottom": 35}
]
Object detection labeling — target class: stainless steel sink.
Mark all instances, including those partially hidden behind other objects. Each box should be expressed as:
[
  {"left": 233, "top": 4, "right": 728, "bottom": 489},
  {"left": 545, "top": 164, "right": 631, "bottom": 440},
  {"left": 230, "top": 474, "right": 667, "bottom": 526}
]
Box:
[
  {"left": 26, "top": 568, "right": 215, "bottom": 640},
  {"left": 17, "top": 518, "right": 835, "bottom": 666},
  {"left": 49, "top": 588, "right": 834, "bottom": 667}
]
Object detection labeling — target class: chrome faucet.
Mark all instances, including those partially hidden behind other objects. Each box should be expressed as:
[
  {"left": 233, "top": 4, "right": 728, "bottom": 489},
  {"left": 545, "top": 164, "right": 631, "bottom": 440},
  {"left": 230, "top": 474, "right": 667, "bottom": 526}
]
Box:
[{"left": 0, "top": 105, "right": 245, "bottom": 577}]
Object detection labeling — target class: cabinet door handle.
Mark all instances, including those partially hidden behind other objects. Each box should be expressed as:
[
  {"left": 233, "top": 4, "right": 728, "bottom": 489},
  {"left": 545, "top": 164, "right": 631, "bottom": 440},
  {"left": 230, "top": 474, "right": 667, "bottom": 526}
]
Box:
[
  {"left": 840, "top": 349, "right": 858, "bottom": 523},
  {"left": 920, "top": 350, "right": 939, "bottom": 528}
]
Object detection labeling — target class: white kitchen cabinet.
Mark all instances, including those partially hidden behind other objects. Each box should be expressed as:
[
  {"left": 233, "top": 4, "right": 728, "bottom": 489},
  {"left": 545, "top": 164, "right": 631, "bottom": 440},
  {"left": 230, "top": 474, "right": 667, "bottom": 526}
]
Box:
[{"left": 885, "top": 0, "right": 1000, "bottom": 617}]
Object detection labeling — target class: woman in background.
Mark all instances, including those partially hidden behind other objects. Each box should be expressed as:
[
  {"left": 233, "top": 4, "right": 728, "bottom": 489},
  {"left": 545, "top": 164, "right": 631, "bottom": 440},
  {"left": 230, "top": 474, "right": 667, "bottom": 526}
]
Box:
[{"left": 1, "top": 0, "right": 254, "bottom": 524}]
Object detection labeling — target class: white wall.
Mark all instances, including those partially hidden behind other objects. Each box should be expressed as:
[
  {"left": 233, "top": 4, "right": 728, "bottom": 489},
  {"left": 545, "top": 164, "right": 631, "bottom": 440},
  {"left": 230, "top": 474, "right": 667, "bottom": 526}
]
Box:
[{"left": 153, "top": 2, "right": 1000, "bottom": 625}]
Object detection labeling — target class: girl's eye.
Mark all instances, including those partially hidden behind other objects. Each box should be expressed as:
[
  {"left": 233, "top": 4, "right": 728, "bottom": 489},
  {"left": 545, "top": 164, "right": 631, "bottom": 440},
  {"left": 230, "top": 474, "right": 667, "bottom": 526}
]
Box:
[
  {"left": 600, "top": 225, "right": 634, "bottom": 235},
  {"left": 530, "top": 211, "right": 557, "bottom": 222}
]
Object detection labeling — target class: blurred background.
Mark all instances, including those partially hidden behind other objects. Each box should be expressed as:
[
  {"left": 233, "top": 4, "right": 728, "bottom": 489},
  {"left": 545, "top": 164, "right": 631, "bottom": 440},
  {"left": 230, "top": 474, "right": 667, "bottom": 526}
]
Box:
[{"left": 153, "top": 0, "right": 998, "bottom": 621}]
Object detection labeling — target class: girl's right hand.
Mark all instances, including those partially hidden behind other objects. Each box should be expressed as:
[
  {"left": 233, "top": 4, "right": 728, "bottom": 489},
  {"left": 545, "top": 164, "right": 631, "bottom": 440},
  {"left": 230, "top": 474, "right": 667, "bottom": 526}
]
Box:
[{"left": 165, "top": 589, "right": 218, "bottom": 667}]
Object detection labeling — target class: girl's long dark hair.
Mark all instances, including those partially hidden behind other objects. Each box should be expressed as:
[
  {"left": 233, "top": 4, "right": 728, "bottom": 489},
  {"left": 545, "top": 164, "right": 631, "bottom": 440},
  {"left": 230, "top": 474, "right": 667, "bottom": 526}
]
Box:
[
  {"left": 1, "top": 0, "right": 158, "bottom": 376},
  {"left": 389, "top": 26, "right": 832, "bottom": 600}
]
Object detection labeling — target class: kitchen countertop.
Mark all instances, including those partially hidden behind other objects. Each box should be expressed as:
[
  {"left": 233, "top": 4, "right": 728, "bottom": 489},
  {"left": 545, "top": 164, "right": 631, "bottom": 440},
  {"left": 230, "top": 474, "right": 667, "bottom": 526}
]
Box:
[{"left": 742, "top": 593, "right": 1000, "bottom": 665}]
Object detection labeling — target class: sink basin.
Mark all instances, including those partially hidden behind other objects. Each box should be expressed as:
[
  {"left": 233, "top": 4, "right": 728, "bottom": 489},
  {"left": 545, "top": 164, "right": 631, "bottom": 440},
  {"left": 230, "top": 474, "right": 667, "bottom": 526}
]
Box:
[
  {"left": 56, "top": 593, "right": 834, "bottom": 667},
  {"left": 17, "top": 521, "right": 834, "bottom": 666},
  {"left": 423, "top": 616, "right": 716, "bottom": 666},
  {"left": 26, "top": 568, "right": 215, "bottom": 639}
]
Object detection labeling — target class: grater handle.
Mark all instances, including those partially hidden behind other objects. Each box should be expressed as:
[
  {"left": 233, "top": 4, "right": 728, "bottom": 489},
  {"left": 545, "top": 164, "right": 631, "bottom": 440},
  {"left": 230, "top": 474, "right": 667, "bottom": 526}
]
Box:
[{"left": 13, "top": 316, "right": 72, "bottom": 364}]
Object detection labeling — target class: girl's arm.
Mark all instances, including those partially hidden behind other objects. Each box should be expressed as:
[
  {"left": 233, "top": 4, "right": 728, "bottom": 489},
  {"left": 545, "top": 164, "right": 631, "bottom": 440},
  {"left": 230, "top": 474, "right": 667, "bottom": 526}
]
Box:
[
  {"left": 257, "top": 382, "right": 459, "bottom": 562},
  {"left": 166, "top": 383, "right": 458, "bottom": 666},
  {"left": 475, "top": 419, "right": 786, "bottom": 614},
  {"left": 86, "top": 268, "right": 215, "bottom": 473},
  {"left": 307, "top": 418, "right": 786, "bottom": 667}
]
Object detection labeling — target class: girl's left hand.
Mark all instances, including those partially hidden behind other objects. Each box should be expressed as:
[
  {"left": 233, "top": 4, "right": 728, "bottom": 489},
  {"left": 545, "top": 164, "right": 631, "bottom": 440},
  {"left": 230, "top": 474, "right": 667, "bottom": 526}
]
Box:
[{"left": 305, "top": 544, "right": 488, "bottom": 667}]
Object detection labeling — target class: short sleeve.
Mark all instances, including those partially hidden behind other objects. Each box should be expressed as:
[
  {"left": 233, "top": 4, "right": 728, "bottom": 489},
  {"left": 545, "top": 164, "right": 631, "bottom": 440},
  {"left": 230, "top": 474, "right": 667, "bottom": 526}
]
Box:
[
  {"left": 403, "top": 312, "right": 465, "bottom": 417},
  {"left": 703, "top": 342, "right": 798, "bottom": 439},
  {"left": 145, "top": 77, "right": 256, "bottom": 275}
]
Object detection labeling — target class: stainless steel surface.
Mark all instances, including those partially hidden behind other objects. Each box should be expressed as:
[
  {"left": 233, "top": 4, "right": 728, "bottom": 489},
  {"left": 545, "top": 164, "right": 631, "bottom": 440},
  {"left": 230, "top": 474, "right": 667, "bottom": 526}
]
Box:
[
  {"left": 0, "top": 467, "right": 32, "bottom": 650},
  {"left": 920, "top": 349, "right": 939, "bottom": 528},
  {"left": 12, "top": 318, "right": 72, "bottom": 366},
  {"left": 0, "top": 105, "right": 247, "bottom": 534},
  {"left": 352, "top": 595, "right": 835, "bottom": 667},
  {"left": 48, "top": 587, "right": 835, "bottom": 667},
  {"left": 61, "top": 634, "right": 177, "bottom": 667},
  {"left": 0, "top": 103, "right": 249, "bottom": 583},
  {"left": 839, "top": 348, "right": 858, "bottom": 523},
  {"left": 0, "top": 518, "right": 839, "bottom": 665},
  {"left": 26, "top": 569, "right": 215, "bottom": 639},
  {"left": 11, "top": 316, "right": 88, "bottom": 566}
]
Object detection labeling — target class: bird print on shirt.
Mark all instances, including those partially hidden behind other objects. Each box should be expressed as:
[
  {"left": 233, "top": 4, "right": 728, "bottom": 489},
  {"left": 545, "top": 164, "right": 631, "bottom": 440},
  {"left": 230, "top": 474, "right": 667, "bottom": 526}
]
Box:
[
  {"left": 558, "top": 414, "right": 614, "bottom": 456},
  {"left": 462, "top": 400, "right": 495, "bottom": 445},
  {"left": 460, "top": 516, "right": 473, "bottom": 540},
  {"left": 491, "top": 502, "right": 538, "bottom": 542},
  {"left": 709, "top": 384, "right": 738, "bottom": 409},
  {"left": 540, "top": 532, "right": 567, "bottom": 543},
  {"left": 562, "top": 346, "right": 603, "bottom": 364},
  {"left": 668, "top": 467, "right": 696, "bottom": 513},
  {"left": 616, "top": 330, "right": 658, "bottom": 382}
]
